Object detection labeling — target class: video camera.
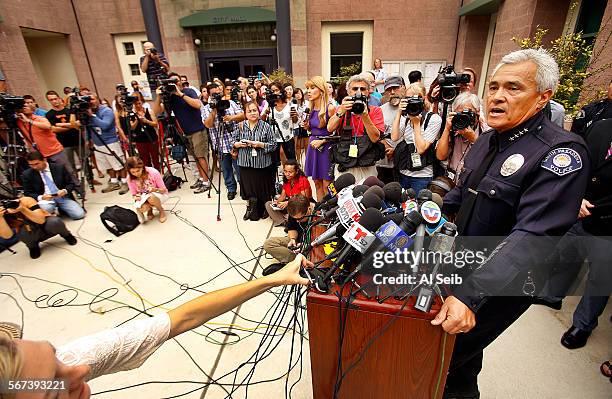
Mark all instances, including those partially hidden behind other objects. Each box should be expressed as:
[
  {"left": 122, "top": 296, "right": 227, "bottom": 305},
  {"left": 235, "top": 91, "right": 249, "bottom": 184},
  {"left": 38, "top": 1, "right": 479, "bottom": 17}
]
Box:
[
  {"left": 349, "top": 93, "right": 367, "bottom": 114},
  {"left": 209, "top": 92, "right": 231, "bottom": 114},
  {"left": 436, "top": 65, "right": 471, "bottom": 103},
  {"left": 69, "top": 87, "right": 91, "bottom": 119},
  {"left": 0, "top": 198, "right": 20, "bottom": 210},
  {"left": 401, "top": 95, "right": 424, "bottom": 117},
  {"left": 116, "top": 84, "right": 136, "bottom": 109},
  {"left": 229, "top": 80, "right": 241, "bottom": 103},
  {"left": 265, "top": 87, "right": 283, "bottom": 104},
  {"left": 0, "top": 93, "right": 25, "bottom": 127},
  {"left": 158, "top": 78, "right": 177, "bottom": 96},
  {"left": 451, "top": 109, "right": 477, "bottom": 132}
]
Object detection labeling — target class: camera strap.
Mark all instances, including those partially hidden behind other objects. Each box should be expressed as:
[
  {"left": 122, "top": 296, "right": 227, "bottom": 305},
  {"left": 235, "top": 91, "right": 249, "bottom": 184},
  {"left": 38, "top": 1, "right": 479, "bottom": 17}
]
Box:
[{"left": 22, "top": 121, "right": 37, "bottom": 150}]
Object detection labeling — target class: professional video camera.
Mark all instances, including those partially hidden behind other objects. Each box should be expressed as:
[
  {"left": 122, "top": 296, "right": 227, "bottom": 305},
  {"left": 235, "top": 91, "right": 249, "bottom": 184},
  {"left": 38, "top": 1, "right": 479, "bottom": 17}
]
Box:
[
  {"left": 209, "top": 92, "right": 231, "bottom": 114},
  {"left": 350, "top": 93, "right": 367, "bottom": 114},
  {"left": 451, "top": 109, "right": 477, "bottom": 132},
  {"left": 265, "top": 87, "right": 283, "bottom": 104},
  {"left": 436, "top": 65, "right": 471, "bottom": 103},
  {"left": 0, "top": 93, "right": 26, "bottom": 127},
  {"left": 230, "top": 79, "right": 241, "bottom": 103},
  {"left": 68, "top": 87, "right": 92, "bottom": 121},
  {"left": 158, "top": 78, "right": 178, "bottom": 96},
  {"left": 116, "top": 84, "right": 136, "bottom": 109},
  {"left": 401, "top": 95, "right": 424, "bottom": 117},
  {"left": 0, "top": 198, "right": 20, "bottom": 210}
]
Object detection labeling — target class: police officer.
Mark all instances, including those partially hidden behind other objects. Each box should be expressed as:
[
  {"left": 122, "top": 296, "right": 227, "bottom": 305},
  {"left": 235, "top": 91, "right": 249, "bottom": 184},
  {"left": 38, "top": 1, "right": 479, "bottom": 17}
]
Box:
[
  {"left": 432, "top": 48, "right": 590, "bottom": 398},
  {"left": 570, "top": 79, "right": 612, "bottom": 136}
]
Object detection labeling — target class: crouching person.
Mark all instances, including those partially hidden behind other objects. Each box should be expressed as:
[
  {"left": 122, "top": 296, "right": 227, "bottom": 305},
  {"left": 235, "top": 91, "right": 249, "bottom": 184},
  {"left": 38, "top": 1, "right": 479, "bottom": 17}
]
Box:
[{"left": 263, "top": 194, "right": 310, "bottom": 265}]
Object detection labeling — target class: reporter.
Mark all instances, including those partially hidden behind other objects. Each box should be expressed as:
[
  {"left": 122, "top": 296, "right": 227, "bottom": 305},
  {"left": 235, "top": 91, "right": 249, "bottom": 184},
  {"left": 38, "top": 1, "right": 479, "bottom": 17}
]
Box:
[
  {"left": 269, "top": 81, "right": 297, "bottom": 163},
  {"left": 292, "top": 88, "right": 309, "bottom": 163},
  {"left": 265, "top": 160, "right": 312, "bottom": 227},
  {"left": 0, "top": 256, "right": 311, "bottom": 398},
  {"left": 126, "top": 156, "right": 168, "bottom": 223}
]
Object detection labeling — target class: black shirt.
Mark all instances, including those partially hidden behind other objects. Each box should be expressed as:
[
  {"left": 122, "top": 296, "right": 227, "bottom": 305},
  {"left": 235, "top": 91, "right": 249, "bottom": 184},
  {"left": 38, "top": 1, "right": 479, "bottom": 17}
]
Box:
[
  {"left": 132, "top": 109, "right": 158, "bottom": 143},
  {"left": 285, "top": 216, "right": 308, "bottom": 242},
  {"left": 45, "top": 108, "right": 81, "bottom": 148},
  {"left": 571, "top": 99, "right": 612, "bottom": 136}
]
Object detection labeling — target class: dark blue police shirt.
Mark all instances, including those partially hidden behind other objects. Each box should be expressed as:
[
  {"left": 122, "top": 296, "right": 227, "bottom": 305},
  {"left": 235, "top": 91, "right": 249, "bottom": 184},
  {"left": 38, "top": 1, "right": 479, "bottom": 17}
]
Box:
[
  {"left": 167, "top": 88, "right": 205, "bottom": 135},
  {"left": 443, "top": 111, "right": 590, "bottom": 312}
]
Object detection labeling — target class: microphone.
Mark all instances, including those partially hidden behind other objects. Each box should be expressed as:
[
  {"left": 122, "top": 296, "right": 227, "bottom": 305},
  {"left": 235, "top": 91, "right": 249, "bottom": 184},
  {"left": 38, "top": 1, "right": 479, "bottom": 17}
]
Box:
[
  {"left": 364, "top": 185, "right": 385, "bottom": 200},
  {"left": 383, "top": 212, "right": 405, "bottom": 225},
  {"left": 398, "top": 210, "right": 425, "bottom": 234},
  {"left": 417, "top": 189, "right": 433, "bottom": 206},
  {"left": 405, "top": 188, "right": 416, "bottom": 200},
  {"left": 383, "top": 182, "right": 403, "bottom": 206},
  {"left": 309, "top": 223, "right": 347, "bottom": 247},
  {"left": 363, "top": 176, "right": 384, "bottom": 188},
  {"left": 359, "top": 192, "right": 384, "bottom": 210},
  {"left": 351, "top": 184, "right": 369, "bottom": 198},
  {"left": 314, "top": 173, "right": 356, "bottom": 211},
  {"left": 319, "top": 184, "right": 369, "bottom": 223},
  {"left": 315, "top": 208, "right": 385, "bottom": 292}
]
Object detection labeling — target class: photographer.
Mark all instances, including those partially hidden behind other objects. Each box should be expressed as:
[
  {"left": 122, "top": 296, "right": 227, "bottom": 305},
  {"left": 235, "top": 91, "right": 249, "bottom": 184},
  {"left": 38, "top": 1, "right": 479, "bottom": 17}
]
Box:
[
  {"left": 179, "top": 75, "right": 200, "bottom": 97},
  {"left": 0, "top": 196, "right": 77, "bottom": 259},
  {"left": 129, "top": 92, "right": 160, "bottom": 170},
  {"left": 140, "top": 42, "right": 169, "bottom": 98},
  {"left": 390, "top": 83, "right": 442, "bottom": 192},
  {"left": 263, "top": 194, "right": 311, "bottom": 264},
  {"left": 376, "top": 75, "right": 405, "bottom": 184},
  {"left": 436, "top": 92, "right": 485, "bottom": 185},
  {"left": 21, "top": 151, "right": 85, "bottom": 220},
  {"left": 327, "top": 73, "right": 385, "bottom": 183},
  {"left": 269, "top": 81, "right": 297, "bottom": 164},
  {"left": 87, "top": 94, "right": 129, "bottom": 195},
  {"left": 153, "top": 72, "right": 211, "bottom": 194},
  {"left": 202, "top": 82, "right": 244, "bottom": 200}
]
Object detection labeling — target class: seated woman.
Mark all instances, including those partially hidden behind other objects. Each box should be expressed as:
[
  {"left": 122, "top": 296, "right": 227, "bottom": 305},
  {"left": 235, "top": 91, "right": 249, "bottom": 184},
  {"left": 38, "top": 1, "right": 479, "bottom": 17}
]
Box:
[
  {"left": 126, "top": 156, "right": 168, "bottom": 223},
  {"left": 265, "top": 160, "right": 312, "bottom": 227},
  {"left": 232, "top": 101, "right": 277, "bottom": 221}
]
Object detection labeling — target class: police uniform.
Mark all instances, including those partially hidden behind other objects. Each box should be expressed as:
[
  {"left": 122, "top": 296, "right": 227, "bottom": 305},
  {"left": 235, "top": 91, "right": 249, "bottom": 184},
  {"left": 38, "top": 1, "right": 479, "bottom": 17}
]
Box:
[
  {"left": 441, "top": 111, "right": 590, "bottom": 397},
  {"left": 570, "top": 98, "right": 612, "bottom": 137}
]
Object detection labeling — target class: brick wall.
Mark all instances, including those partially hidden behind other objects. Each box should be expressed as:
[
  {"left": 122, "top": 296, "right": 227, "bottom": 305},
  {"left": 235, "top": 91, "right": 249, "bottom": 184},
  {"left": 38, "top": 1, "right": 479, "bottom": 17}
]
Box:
[
  {"left": 584, "top": 0, "right": 612, "bottom": 92},
  {"left": 454, "top": 14, "right": 490, "bottom": 88}
]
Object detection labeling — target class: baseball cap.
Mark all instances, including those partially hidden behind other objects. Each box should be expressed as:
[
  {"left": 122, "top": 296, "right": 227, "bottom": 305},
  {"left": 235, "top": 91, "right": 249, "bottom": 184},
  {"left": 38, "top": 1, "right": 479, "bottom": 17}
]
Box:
[{"left": 384, "top": 75, "right": 405, "bottom": 91}]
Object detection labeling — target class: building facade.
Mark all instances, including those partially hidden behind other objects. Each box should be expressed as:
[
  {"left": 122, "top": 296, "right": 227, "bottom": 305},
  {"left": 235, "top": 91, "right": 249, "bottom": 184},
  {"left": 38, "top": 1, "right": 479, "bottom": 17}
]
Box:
[{"left": 0, "top": 0, "right": 609, "bottom": 102}]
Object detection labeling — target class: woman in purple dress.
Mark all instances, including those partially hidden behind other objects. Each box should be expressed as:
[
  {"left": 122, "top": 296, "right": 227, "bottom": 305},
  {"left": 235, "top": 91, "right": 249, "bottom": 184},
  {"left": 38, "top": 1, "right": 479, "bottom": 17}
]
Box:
[{"left": 304, "top": 76, "right": 337, "bottom": 201}]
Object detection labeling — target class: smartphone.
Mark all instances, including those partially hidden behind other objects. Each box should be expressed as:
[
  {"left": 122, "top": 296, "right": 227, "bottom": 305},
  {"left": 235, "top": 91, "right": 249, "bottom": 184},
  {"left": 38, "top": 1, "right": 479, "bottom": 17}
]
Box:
[{"left": 257, "top": 71, "right": 263, "bottom": 80}]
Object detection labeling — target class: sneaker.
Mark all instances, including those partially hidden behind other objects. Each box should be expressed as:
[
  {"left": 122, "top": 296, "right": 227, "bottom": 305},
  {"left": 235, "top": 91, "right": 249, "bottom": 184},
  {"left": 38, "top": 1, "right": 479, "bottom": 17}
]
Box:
[
  {"left": 118, "top": 183, "right": 129, "bottom": 195},
  {"left": 63, "top": 234, "right": 77, "bottom": 246},
  {"left": 101, "top": 182, "right": 120, "bottom": 193},
  {"left": 29, "top": 245, "right": 41, "bottom": 259},
  {"left": 227, "top": 191, "right": 236, "bottom": 200},
  {"left": 194, "top": 184, "right": 210, "bottom": 194},
  {"left": 190, "top": 180, "right": 202, "bottom": 189}
]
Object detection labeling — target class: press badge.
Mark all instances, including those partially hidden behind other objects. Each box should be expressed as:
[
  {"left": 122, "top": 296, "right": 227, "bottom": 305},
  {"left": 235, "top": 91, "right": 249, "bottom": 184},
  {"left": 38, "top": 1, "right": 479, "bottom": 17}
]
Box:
[
  {"left": 411, "top": 152, "right": 422, "bottom": 168},
  {"left": 349, "top": 144, "right": 358, "bottom": 158},
  {"left": 252, "top": 148, "right": 258, "bottom": 157}
]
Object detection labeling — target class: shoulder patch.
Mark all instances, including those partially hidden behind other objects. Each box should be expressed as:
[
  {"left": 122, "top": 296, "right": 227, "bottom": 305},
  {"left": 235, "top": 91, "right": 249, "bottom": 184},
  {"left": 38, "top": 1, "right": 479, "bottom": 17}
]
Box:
[{"left": 541, "top": 147, "right": 582, "bottom": 176}]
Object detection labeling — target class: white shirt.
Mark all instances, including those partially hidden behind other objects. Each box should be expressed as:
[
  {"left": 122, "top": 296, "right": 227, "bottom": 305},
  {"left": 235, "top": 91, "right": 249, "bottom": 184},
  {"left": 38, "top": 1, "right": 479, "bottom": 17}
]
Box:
[
  {"left": 272, "top": 102, "right": 294, "bottom": 142},
  {"left": 56, "top": 313, "right": 171, "bottom": 381},
  {"left": 398, "top": 112, "right": 442, "bottom": 178}
]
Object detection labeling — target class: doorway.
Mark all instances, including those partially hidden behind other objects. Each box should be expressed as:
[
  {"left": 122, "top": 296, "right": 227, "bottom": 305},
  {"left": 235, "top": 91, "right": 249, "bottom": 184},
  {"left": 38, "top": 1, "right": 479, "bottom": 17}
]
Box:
[{"left": 198, "top": 48, "right": 277, "bottom": 83}]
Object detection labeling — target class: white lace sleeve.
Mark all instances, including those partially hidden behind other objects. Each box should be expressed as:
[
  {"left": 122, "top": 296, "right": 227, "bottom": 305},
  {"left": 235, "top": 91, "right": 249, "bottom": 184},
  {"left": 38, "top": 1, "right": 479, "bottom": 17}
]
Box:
[{"left": 55, "top": 313, "right": 171, "bottom": 381}]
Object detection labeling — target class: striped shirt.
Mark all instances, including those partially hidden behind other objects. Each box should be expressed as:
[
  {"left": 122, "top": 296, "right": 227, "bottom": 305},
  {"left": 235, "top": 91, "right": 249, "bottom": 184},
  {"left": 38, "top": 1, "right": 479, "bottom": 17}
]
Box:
[
  {"left": 233, "top": 120, "right": 277, "bottom": 169},
  {"left": 202, "top": 100, "right": 242, "bottom": 154}
]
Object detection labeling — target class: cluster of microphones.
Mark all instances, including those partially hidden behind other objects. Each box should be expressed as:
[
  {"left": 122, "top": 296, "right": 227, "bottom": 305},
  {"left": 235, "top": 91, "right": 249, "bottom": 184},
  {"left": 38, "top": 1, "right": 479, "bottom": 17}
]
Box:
[{"left": 300, "top": 173, "right": 459, "bottom": 313}]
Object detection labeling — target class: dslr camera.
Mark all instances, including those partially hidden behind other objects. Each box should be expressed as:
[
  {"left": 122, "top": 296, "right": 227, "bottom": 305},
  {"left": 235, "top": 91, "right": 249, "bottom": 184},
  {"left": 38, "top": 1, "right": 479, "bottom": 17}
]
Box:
[
  {"left": 437, "top": 65, "right": 471, "bottom": 103},
  {"left": 451, "top": 109, "right": 477, "bottom": 132},
  {"left": 0, "top": 93, "right": 26, "bottom": 126},
  {"left": 0, "top": 198, "right": 20, "bottom": 210},
  {"left": 349, "top": 93, "right": 367, "bottom": 114},
  {"left": 401, "top": 95, "right": 424, "bottom": 117}
]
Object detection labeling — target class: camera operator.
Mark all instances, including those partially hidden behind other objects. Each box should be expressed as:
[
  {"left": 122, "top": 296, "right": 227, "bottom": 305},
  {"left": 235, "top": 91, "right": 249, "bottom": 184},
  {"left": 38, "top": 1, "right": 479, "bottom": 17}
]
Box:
[
  {"left": 202, "top": 82, "right": 244, "bottom": 200},
  {"left": 140, "top": 42, "right": 169, "bottom": 99},
  {"left": 16, "top": 97, "right": 83, "bottom": 194},
  {"left": 327, "top": 73, "right": 385, "bottom": 183},
  {"left": 129, "top": 92, "right": 160, "bottom": 170},
  {"left": 153, "top": 72, "right": 211, "bottom": 193},
  {"left": 390, "top": 83, "right": 442, "bottom": 192},
  {"left": 0, "top": 196, "right": 77, "bottom": 259},
  {"left": 179, "top": 75, "right": 200, "bottom": 97},
  {"left": 376, "top": 75, "right": 405, "bottom": 184},
  {"left": 22, "top": 94, "right": 47, "bottom": 116},
  {"left": 460, "top": 67, "right": 478, "bottom": 94},
  {"left": 21, "top": 150, "right": 85, "bottom": 220},
  {"left": 87, "top": 94, "right": 129, "bottom": 195},
  {"left": 436, "top": 92, "right": 486, "bottom": 185},
  {"left": 269, "top": 81, "right": 297, "bottom": 164}
]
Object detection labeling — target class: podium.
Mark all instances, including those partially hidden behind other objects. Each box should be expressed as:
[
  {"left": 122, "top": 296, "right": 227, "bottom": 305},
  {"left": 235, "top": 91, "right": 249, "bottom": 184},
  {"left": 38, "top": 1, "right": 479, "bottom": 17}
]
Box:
[{"left": 306, "top": 227, "right": 455, "bottom": 399}]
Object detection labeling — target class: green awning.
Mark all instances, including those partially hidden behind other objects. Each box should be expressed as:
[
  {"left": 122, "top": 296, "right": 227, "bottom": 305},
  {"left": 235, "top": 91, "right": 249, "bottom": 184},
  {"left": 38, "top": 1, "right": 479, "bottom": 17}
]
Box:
[
  {"left": 179, "top": 7, "right": 276, "bottom": 28},
  {"left": 459, "top": 0, "right": 502, "bottom": 16}
]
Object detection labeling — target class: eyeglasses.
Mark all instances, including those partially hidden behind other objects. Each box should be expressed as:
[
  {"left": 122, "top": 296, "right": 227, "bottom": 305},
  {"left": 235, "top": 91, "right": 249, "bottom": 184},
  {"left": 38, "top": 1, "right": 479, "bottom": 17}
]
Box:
[{"left": 351, "top": 87, "right": 368, "bottom": 92}]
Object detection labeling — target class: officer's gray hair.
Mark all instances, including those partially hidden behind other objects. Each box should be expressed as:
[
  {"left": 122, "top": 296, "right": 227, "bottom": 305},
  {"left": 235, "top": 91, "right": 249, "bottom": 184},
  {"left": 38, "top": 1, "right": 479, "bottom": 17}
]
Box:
[
  {"left": 492, "top": 48, "right": 559, "bottom": 93},
  {"left": 346, "top": 73, "right": 371, "bottom": 91},
  {"left": 452, "top": 92, "right": 481, "bottom": 113}
]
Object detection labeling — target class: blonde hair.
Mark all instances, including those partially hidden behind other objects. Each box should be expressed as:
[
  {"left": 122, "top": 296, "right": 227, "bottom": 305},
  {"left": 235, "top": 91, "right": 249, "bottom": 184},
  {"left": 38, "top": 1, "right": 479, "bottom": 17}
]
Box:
[
  {"left": 305, "top": 76, "right": 330, "bottom": 128},
  {"left": 406, "top": 83, "right": 429, "bottom": 110},
  {"left": 0, "top": 335, "right": 23, "bottom": 399}
]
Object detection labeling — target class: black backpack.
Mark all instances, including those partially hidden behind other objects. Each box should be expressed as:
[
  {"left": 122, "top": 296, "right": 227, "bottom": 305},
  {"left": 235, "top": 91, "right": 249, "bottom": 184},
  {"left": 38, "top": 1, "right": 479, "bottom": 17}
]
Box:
[
  {"left": 100, "top": 206, "right": 140, "bottom": 237},
  {"left": 163, "top": 171, "right": 182, "bottom": 192}
]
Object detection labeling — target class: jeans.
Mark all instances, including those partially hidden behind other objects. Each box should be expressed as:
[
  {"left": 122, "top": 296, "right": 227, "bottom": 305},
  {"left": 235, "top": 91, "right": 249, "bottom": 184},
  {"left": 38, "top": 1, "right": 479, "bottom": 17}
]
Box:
[
  {"left": 48, "top": 151, "right": 84, "bottom": 196},
  {"left": 39, "top": 199, "right": 85, "bottom": 220},
  {"left": 399, "top": 174, "right": 431, "bottom": 193},
  {"left": 220, "top": 153, "right": 239, "bottom": 193}
]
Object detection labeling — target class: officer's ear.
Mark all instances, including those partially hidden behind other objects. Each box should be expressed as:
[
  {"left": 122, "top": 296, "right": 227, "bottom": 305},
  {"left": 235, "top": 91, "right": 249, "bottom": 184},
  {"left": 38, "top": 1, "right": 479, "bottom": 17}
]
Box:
[{"left": 536, "top": 89, "right": 553, "bottom": 110}]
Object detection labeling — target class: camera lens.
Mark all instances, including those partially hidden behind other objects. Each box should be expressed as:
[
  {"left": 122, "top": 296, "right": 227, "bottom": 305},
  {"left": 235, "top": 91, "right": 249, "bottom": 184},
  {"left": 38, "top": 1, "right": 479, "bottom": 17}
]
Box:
[{"left": 351, "top": 95, "right": 366, "bottom": 114}]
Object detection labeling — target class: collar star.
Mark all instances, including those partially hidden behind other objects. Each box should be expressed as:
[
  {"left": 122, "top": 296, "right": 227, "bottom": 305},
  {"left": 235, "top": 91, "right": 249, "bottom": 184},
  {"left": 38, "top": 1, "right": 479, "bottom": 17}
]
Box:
[{"left": 509, "top": 127, "right": 529, "bottom": 141}]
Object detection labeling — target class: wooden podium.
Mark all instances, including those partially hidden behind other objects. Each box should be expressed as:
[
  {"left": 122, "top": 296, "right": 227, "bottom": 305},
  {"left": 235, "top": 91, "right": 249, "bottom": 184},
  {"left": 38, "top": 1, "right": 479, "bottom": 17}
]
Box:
[{"left": 306, "top": 227, "right": 455, "bottom": 399}]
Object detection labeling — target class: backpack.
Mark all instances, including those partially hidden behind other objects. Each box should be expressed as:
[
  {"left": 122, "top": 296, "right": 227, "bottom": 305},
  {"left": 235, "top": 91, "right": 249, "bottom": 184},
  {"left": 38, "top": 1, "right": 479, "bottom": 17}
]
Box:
[
  {"left": 100, "top": 205, "right": 140, "bottom": 237},
  {"left": 163, "top": 170, "right": 182, "bottom": 192}
]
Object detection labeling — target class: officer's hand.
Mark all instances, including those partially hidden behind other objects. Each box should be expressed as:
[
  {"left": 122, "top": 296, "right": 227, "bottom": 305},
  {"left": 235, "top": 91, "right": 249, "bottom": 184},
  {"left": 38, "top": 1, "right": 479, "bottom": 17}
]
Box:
[
  {"left": 431, "top": 296, "right": 476, "bottom": 334},
  {"left": 578, "top": 199, "right": 594, "bottom": 218},
  {"left": 340, "top": 97, "right": 354, "bottom": 113}
]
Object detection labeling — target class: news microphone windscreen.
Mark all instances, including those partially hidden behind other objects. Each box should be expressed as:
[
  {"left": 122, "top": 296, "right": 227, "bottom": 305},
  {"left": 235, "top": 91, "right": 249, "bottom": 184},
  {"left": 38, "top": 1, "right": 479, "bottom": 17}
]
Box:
[
  {"left": 431, "top": 192, "right": 444, "bottom": 208},
  {"left": 360, "top": 192, "right": 384, "bottom": 209},
  {"left": 383, "top": 182, "right": 402, "bottom": 204},
  {"left": 400, "top": 192, "right": 409, "bottom": 203},
  {"left": 335, "top": 173, "right": 356, "bottom": 191},
  {"left": 363, "top": 176, "right": 384, "bottom": 188},
  {"left": 359, "top": 208, "right": 385, "bottom": 231},
  {"left": 384, "top": 213, "right": 405, "bottom": 225},
  {"left": 365, "top": 185, "right": 384, "bottom": 199},
  {"left": 405, "top": 188, "right": 416, "bottom": 199},
  {"left": 405, "top": 210, "right": 425, "bottom": 225},
  {"left": 417, "top": 189, "right": 433, "bottom": 203},
  {"left": 352, "top": 185, "right": 369, "bottom": 197}
]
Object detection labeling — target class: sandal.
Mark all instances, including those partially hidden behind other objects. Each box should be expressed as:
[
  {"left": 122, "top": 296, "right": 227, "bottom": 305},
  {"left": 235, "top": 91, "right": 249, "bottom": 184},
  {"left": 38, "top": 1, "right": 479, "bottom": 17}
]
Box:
[
  {"left": 600, "top": 361, "right": 612, "bottom": 382},
  {"left": 147, "top": 210, "right": 154, "bottom": 221},
  {"left": 159, "top": 213, "right": 167, "bottom": 223}
]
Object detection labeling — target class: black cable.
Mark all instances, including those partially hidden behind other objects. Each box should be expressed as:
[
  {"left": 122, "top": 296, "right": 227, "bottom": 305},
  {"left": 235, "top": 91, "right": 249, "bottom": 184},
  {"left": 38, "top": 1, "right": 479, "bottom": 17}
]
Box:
[{"left": 0, "top": 291, "right": 25, "bottom": 336}]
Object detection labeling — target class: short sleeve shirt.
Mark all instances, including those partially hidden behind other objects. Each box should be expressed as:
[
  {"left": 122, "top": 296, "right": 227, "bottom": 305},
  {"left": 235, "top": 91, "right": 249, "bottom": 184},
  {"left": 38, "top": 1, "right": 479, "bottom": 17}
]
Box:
[
  {"left": 340, "top": 106, "right": 385, "bottom": 138},
  {"left": 283, "top": 175, "right": 310, "bottom": 197},
  {"left": 168, "top": 88, "right": 205, "bottom": 135},
  {"left": 398, "top": 112, "right": 442, "bottom": 178},
  {"left": 46, "top": 108, "right": 81, "bottom": 148}
]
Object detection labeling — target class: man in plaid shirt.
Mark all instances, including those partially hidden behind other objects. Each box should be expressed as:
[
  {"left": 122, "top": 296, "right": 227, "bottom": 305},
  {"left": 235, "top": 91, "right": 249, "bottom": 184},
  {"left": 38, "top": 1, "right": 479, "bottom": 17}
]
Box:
[{"left": 202, "top": 83, "right": 244, "bottom": 200}]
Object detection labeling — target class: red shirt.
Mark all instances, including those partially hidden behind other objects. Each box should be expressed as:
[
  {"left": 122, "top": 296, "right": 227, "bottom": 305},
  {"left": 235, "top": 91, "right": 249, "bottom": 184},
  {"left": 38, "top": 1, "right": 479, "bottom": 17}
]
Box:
[
  {"left": 17, "top": 115, "right": 63, "bottom": 157},
  {"left": 283, "top": 175, "right": 310, "bottom": 197},
  {"left": 341, "top": 106, "right": 385, "bottom": 138}
]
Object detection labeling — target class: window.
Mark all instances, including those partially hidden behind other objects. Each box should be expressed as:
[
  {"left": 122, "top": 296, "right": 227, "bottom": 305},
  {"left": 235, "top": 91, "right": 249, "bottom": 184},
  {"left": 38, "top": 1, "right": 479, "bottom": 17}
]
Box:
[
  {"left": 123, "top": 42, "right": 135, "bottom": 55},
  {"left": 330, "top": 32, "right": 363, "bottom": 78},
  {"left": 129, "top": 64, "right": 140, "bottom": 76}
]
